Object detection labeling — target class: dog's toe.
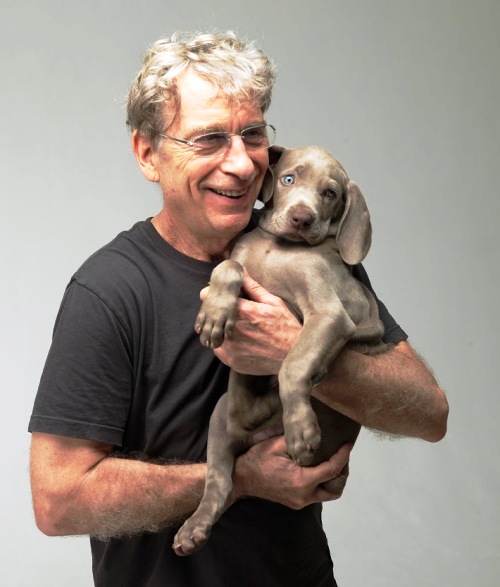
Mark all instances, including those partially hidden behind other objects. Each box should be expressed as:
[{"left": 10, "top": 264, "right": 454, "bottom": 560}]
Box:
[
  {"left": 172, "top": 542, "right": 190, "bottom": 557},
  {"left": 291, "top": 441, "right": 318, "bottom": 466},
  {"left": 173, "top": 521, "right": 211, "bottom": 556}
]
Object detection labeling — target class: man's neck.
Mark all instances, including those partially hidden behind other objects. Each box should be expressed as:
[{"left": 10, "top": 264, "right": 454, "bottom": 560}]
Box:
[{"left": 151, "top": 214, "right": 235, "bottom": 263}]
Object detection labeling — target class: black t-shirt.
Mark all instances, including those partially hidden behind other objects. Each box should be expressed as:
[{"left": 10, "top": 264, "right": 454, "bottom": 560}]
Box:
[{"left": 29, "top": 217, "right": 407, "bottom": 587}]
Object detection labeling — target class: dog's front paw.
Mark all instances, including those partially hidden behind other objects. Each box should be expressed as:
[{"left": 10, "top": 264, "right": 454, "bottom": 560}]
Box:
[
  {"left": 173, "top": 516, "right": 212, "bottom": 557},
  {"left": 284, "top": 403, "right": 321, "bottom": 466},
  {"left": 195, "top": 299, "right": 237, "bottom": 348},
  {"left": 194, "top": 260, "right": 244, "bottom": 348}
]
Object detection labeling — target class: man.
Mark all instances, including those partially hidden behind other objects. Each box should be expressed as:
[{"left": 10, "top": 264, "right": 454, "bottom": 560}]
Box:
[{"left": 29, "top": 31, "right": 448, "bottom": 586}]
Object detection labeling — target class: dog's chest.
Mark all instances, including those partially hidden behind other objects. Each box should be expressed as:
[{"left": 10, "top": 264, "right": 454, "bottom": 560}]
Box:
[{"left": 232, "top": 229, "right": 343, "bottom": 312}]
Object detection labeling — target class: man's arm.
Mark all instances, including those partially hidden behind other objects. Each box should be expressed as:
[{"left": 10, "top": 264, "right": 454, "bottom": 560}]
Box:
[
  {"left": 212, "top": 273, "right": 448, "bottom": 443},
  {"left": 313, "top": 341, "right": 448, "bottom": 442},
  {"left": 30, "top": 431, "right": 351, "bottom": 537}
]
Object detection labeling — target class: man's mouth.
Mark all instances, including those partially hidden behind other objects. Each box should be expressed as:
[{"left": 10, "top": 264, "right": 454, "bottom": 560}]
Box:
[{"left": 210, "top": 187, "right": 247, "bottom": 199}]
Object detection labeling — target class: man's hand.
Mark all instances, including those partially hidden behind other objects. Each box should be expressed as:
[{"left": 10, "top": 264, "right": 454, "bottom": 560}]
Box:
[
  {"left": 201, "top": 270, "right": 300, "bottom": 375},
  {"left": 232, "top": 435, "right": 353, "bottom": 509}
]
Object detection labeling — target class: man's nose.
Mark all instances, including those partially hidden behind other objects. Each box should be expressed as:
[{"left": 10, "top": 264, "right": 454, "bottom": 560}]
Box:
[{"left": 219, "top": 136, "right": 255, "bottom": 178}]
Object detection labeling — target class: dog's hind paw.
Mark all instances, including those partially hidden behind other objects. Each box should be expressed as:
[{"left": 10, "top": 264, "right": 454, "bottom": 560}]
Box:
[
  {"left": 173, "top": 521, "right": 210, "bottom": 556},
  {"left": 321, "top": 474, "right": 348, "bottom": 494}
]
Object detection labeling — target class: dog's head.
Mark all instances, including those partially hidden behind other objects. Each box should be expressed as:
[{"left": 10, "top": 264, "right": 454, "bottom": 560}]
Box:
[{"left": 258, "top": 145, "right": 372, "bottom": 265}]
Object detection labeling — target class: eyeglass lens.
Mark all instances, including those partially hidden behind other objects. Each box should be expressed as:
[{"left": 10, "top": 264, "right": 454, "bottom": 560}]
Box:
[{"left": 194, "top": 125, "right": 275, "bottom": 155}]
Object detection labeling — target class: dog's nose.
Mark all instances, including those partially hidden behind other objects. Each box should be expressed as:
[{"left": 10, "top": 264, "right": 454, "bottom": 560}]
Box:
[{"left": 291, "top": 206, "right": 315, "bottom": 229}]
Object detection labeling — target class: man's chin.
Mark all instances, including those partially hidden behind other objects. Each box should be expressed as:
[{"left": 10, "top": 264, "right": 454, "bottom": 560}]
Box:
[{"left": 209, "top": 212, "right": 251, "bottom": 240}]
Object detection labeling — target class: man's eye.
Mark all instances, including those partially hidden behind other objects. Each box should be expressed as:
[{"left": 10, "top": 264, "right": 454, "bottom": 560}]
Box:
[
  {"left": 243, "top": 127, "right": 265, "bottom": 139},
  {"left": 281, "top": 174, "right": 295, "bottom": 185},
  {"left": 195, "top": 133, "right": 228, "bottom": 148}
]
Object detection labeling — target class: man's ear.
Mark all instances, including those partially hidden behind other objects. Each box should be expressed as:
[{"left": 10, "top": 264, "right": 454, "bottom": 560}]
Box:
[{"left": 131, "top": 130, "right": 160, "bottom": 183}]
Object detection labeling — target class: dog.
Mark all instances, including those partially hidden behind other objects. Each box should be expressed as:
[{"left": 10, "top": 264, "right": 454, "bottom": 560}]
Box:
[{"left": 173, "top": 145, "right": 388, "bottom": 556}]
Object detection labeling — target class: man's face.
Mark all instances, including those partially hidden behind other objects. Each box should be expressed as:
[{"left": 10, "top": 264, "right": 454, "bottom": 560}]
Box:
[{"left": 147, "top": 69, "right": 269, "bottom": 258}]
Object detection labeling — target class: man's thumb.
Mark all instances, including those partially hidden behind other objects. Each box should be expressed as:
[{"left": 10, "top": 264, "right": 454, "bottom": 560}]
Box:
[{"left": 241, "top": 269, "right": 279, "bottom": 305}]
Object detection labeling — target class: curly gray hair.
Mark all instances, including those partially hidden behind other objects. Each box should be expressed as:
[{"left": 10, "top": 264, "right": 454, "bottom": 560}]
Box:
[{"left": 126, "top": 31, "right": 277, "bottom": 149}]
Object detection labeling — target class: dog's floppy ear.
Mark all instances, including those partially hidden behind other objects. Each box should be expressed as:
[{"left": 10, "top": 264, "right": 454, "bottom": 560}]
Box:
[
  {"left": 336, "top": 180, "right": 372, "bottom": 265},
  {"left": 258, "top": 145, "right": 284, "bottom": 203},
  {"left": 268, "top": 144, "right": 284, "bottom": 166},
  {"left": 259, "top": 166, "right": 275, "bottom": 203}
]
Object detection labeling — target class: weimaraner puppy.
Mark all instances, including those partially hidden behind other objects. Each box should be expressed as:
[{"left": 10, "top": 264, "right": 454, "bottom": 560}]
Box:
[{"left": 173, "top": 145, "right": 388, "bottom": 556}]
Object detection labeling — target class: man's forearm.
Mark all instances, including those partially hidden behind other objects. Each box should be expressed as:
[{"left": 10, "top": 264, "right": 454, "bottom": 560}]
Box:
[
  {"left": 312, "top": 341, "right": 448, "bottom": 442},
  {"left": 30, "top": 433, "right": 206, "bottom": 538},
  {"left": 75, "top": 457, "right": 206, "bottom": 539}
]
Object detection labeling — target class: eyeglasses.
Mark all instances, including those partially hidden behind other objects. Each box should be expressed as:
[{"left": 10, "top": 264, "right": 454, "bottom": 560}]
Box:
[{"left": 159, "top": 123, "right": 276, "bottom": 157}]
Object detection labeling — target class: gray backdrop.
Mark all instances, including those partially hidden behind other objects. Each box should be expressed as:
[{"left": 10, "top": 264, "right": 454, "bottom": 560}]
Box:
[{"left": 2, "top": 0, "right": 499, "bottom": 585}]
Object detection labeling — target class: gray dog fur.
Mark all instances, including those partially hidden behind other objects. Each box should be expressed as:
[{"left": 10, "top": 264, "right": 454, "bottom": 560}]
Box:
[{"left": 173, "top": 145, "right": 388, "bottom": 556}]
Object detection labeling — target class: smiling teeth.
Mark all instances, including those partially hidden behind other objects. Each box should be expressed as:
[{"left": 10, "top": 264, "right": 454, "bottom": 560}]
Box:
[{"left": 213, "top": 188, "right": 246, "bottom": 197}]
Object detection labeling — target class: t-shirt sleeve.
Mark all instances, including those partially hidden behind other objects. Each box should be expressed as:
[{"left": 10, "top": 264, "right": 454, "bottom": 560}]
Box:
[
  {"left": 28, "top": 280, "right": 133, "bottom": 445},
  {"left": 352, "top": 264, "right": 408, "bottom": 345}
]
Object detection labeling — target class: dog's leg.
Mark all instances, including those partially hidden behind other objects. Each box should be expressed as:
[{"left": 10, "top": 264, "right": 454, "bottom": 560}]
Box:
[
  {"left": 195, "top": 259, "right": 244, "bottom": 348},
  {"left": 279, "top": 309, "right": 356, "bottom": 466},
  {"left": 310, "top": 397, "right": 361, "bottom": 492},
  {"left": 173, "top": 393, "right": 245, "bottom": 556},
  {"left": 173, "top": 373, "right": 283, "bottom": 556},
  {"left": 226, "top": 372, "right": 283, "bottom": 438}
]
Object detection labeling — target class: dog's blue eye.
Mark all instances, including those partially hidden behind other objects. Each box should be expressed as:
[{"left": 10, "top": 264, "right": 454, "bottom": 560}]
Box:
[
  {"left": 324, "top": 188, "right": 337, "bottom": 198},
  {"left": 281, "top": 174, "right": 295, "bottom": 185}
]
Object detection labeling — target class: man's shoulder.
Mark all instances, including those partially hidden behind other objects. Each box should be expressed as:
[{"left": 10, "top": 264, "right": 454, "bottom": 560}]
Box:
[{"left": 71, "top": 219, "right": 154, "bottom": 300}]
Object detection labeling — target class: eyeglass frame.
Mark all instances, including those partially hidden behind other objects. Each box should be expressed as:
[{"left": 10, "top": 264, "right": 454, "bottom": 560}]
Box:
[{"left": 157, "top": 123, "right": 277, "bottom": 157}]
